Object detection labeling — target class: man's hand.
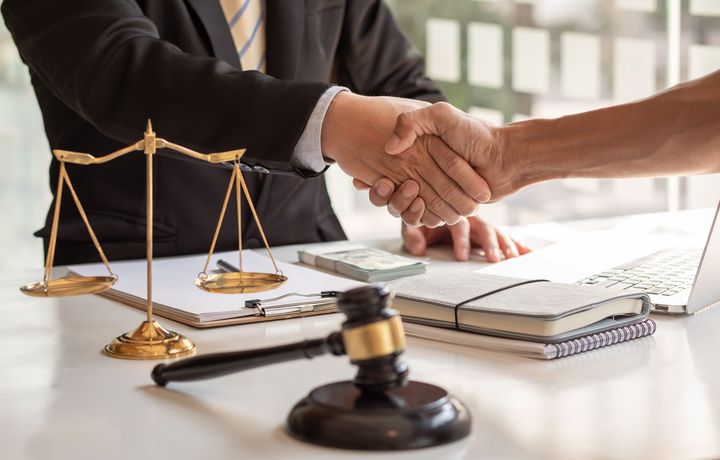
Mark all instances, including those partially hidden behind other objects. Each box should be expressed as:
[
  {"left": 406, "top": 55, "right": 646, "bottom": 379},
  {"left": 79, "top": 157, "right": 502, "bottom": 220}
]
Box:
[
  {"left": 352, "top": 177, "right": 427, "bottom": 226},
  {"left": 402, "top": 216, "right": 531, "bottom": 262},
  {"left": 384, "top": 102, "right": 523, "bottom": 202},
  {"left": 322, "top": 94, "right": 491, "bottom": 227},
  {"left": 358, "top": 102, "right": 524, "bottom": 224},
  {"left": 354, "top": 72, "right": 720, "bottom": 216}
]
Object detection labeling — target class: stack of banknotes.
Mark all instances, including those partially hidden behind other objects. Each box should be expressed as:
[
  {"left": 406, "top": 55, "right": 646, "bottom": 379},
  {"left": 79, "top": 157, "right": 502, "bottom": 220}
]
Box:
[{"left": 298, "top": 245, "right": 426, "bottom": 282}]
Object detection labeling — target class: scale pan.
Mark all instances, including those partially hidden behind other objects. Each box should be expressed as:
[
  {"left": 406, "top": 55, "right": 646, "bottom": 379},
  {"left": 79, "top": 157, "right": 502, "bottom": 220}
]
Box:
[
  {"left": 194, "top": 271, "right": 287, "bottom": 294},
  {"left": 20, "top": 275, "right": 117, "bottom": 297}
]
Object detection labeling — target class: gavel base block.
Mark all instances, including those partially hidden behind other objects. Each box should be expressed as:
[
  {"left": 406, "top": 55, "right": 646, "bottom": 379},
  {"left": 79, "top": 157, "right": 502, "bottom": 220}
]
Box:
[{"left": 286, "top": 380, "right": 471, "bottom": 450}]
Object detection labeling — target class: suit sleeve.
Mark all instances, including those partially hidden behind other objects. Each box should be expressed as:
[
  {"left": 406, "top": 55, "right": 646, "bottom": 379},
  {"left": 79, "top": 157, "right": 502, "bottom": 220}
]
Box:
[
  {"left": 1, "top": 0, "right": 330, "bottom": 176},
  {"left": 337, "top": 0, "right": 445, "bottom": 103}
]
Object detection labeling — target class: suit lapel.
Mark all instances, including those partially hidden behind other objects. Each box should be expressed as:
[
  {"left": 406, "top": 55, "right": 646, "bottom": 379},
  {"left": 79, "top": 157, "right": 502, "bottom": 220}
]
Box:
[
  {"left": 185, "top": 0, "right": 308, "bottom": 77},
  {"left": 184, "top": 0, "right": 241, "bottom": 68},
  {"left": 265, "top": 0, "right": 306, "bottom": 80},
  {"left": 184, "top": 0, "right": 309, "bottom": 240}
]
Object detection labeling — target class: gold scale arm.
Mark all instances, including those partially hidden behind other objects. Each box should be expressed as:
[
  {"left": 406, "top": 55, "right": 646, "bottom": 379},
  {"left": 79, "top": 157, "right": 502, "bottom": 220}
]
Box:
[
  {"left": 49, "top": 119, "right": 281, "bottom": 287},
  {"left": 23, "top": 119, "right": 286, "bottom": 359}
]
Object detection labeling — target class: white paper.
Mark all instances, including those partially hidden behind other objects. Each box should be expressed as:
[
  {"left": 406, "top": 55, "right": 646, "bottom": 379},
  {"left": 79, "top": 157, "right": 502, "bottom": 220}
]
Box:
[
  {"left": 70, "top": 250, "right": 364, "bottom": 320},
  {"left": 404, "top": 322, "right": 550, "bottom": 359}
]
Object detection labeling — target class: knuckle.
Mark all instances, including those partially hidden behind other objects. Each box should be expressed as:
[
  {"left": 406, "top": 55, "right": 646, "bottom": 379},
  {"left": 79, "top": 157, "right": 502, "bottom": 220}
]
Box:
[
  {"left": 425, "top": 195, "right": 446, "bottom": 214},
  {"left": 436, "top": 179, "right": 478, "bottom": 216},
  {"left": 401, "top": 211, "right": 421, "bottom": 226},
  {"left": 457, "top": 198, "right": 479, "bottom": 216},
  {"left": 396, "top": 111, "right": 411, "bottom": 126},
  {"left": 389, "top": 191, "right": 411, "bottom": 209},
  {"left": 440, "top": 180, "right": 457, "bottom": 199},
  {"left": 405, "top": 152, "right": 423, "bottom": 169},
  {"left": 442, "top": 154, "right": 464, "bottom": 175},
  {"left": 434, "top": 102, "right": 452, "bottom": 116},
  {"left": 445, "top": 213, "right": 462, "bottom": 225},
  {"left": 369, "top": 193, "right": 387, "bottom": 207}
]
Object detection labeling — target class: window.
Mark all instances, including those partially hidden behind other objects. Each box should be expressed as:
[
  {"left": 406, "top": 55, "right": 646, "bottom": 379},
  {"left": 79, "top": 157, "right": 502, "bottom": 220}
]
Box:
[
  {"left": 368, "top": 0, "right": 719, "bottom": 231},
  {"left": 0, "top": 1, "right": 718, "bottom": 270},
  {"left": 0, "top": 22, "right": 52, "bottom": 270}
]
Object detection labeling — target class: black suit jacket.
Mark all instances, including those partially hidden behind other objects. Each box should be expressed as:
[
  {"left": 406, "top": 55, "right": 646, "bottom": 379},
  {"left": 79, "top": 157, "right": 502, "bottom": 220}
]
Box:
[{"left": 2, "top": 0, "right": 444, "bottom": 264}]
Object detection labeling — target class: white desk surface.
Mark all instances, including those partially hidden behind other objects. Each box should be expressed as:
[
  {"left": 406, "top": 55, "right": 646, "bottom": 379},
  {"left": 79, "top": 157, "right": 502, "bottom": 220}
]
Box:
[{"left": 2, "top": 210, "right": 720, "bottom": 460}]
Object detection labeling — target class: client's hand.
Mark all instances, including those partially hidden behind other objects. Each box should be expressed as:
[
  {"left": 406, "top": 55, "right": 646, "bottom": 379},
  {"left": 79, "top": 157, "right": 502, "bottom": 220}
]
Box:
[
  {"left": 384, "top": 102, "right": 522, "bottom": 203},
  {"left": 322, "top": 94, "right": 491, "bottom": 227},
  {"left": 402, "top": 217, "right": 531, "bottom": 262},
  {"left": 352, "top": 177, "right": 427, "bottom": 226}
]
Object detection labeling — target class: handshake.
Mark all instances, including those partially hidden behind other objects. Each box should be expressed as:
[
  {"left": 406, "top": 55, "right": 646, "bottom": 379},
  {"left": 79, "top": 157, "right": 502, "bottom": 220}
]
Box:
[
  {"left": 322, "top": 92, "right": 521, "bottom": 228},
  {"left": 321, "top": 71, "right": 720, "bottom": 257}
]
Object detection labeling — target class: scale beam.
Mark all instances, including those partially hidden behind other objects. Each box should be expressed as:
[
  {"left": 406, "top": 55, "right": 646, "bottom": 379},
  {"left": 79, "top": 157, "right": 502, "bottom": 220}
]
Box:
[{"left": 20, "top": 120, "right": 283, "bottom": 360}]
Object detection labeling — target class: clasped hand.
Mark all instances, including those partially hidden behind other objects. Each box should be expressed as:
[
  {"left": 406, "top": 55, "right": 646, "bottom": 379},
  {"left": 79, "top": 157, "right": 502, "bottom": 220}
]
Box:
[
  {"left": 322, "top": 93, "right": 492, "bottom": 227},
  {"left": 382, "top": 102, "right": 528, "bottom": 261},
  {"left": 323, "top": 94, "right": 528, "bottom": 262},
  {"left": 370, "top": 102, "right": 521, "bottom": 223}
]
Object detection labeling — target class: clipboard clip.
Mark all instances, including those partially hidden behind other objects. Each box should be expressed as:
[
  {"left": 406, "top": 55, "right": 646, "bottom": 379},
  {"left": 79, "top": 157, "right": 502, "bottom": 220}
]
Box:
[{"left": 245, "top": 291, "right": 340, "bottom": 317}]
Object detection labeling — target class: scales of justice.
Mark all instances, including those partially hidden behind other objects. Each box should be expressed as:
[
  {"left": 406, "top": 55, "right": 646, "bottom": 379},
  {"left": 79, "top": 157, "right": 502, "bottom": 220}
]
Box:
[{"left": 19, "top": 120, "right": 287, "bottom": 360}]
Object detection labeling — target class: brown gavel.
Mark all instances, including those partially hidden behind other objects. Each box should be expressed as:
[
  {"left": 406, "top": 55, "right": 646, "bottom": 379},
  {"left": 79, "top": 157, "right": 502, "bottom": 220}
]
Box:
[
  {"left": 150, "top": 285, "right": 470, "bottom": 451},
  {"left": 152, "top": 285, "right": 408, "bottom": 393}
]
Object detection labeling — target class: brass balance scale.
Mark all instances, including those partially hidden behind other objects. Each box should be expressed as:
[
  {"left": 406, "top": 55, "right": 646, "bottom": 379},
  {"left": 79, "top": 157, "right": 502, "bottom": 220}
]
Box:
[{"left": 19, "top": 121, "right": 287, "bottom": 359}]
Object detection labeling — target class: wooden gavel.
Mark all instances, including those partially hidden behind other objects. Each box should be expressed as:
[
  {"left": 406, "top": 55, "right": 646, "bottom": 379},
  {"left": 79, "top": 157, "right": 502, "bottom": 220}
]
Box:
[
  {"left": 150, "top": 285, "right": 470, "bottom": 451},
  {"left": 152, "top": 285, "right": 408, "bottom": 393}
]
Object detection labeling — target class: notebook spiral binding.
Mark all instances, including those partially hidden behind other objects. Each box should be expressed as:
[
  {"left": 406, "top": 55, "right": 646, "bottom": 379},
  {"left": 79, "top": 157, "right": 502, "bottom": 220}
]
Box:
[{"left": 549, "top": 319, "right": 657, "bottom": 359}]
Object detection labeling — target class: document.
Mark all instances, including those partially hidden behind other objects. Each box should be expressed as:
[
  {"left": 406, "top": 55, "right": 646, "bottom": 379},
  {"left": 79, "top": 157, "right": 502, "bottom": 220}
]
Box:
[{"left": 70, "top": 250, "right": 364, "bottom": 327}]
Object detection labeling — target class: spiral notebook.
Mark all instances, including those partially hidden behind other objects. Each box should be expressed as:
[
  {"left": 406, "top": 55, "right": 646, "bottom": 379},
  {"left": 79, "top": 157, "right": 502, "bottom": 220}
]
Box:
[{"left": 404, "top": 319, "right": 656, "bottom": 360}]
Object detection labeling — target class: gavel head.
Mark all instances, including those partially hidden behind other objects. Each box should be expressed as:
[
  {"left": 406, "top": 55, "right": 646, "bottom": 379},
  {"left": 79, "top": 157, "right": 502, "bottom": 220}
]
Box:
[{"left": 337, "top": 284, "right": 408, "bottom": 393}]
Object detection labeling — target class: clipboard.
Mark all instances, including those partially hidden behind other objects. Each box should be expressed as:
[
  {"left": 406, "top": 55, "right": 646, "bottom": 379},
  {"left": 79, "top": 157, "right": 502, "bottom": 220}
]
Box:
[{"left": 69, "top": 250, "right": 364, "bottom": 328}]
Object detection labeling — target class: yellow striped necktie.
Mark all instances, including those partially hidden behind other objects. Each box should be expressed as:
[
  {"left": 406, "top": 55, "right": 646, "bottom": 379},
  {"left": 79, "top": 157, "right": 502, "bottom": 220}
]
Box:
[{"left": 220, "top": 0, "right": 267, "bottom": 72}]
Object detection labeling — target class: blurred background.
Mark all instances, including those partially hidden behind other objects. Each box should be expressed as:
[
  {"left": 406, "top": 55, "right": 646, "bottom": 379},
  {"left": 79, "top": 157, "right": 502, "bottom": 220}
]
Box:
[{"left": 1, "top": 0, "right": 719, "bottom": 271}]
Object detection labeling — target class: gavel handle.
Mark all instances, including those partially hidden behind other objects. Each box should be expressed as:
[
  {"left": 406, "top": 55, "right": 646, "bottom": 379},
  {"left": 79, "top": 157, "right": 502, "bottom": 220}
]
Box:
[{"left": 151, "top": 332, "right": 344, "bottom": 386}]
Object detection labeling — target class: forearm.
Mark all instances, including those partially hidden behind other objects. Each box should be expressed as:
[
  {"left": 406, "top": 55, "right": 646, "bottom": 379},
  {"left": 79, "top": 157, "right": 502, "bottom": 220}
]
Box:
[
  {"left": 504, "top": 71, "right": 720, "bottom": 187},
  {"left": 2, "top": 0, "right": 328, "bottom": 172},
  {"left": 321, "top": 92, "right": 491, "bottom": 225}
]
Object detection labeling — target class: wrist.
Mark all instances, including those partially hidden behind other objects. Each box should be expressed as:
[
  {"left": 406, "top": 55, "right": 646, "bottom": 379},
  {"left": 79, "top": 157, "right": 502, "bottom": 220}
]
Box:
[
  {"left": 498, "top": 119, "right": 565, "bottom": 190},
  {"left": 321, "top": 91, "right": 367, "bottom": 163},
  {"left": 322, "top": 93, "right": 431, "bottom": 165}
]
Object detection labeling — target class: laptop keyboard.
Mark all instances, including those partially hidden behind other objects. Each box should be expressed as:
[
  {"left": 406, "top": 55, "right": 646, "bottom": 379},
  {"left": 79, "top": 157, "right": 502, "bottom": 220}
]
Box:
[{"left": 578, "top": 247, "right": 702, "bottom": 296}]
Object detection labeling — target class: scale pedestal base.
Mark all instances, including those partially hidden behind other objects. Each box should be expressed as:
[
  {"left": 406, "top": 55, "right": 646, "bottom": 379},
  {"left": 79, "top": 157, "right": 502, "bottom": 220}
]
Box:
[
  {"left": 286, "top": 380, "right": 471, "bottom": 450},
  {"left": 104, "top": 320, "right": 196, "bottom": 360}
]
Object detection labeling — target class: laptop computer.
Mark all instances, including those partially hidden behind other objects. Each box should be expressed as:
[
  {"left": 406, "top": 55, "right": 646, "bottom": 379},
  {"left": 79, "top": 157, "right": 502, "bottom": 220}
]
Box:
[{"left": 479, "top": 203, "right": 720, "bottom": 315}]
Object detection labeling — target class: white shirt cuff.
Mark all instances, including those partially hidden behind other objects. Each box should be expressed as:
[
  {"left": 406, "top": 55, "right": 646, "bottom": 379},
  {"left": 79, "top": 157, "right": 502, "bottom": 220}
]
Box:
[{"left": 291, "top": 86, "right": 349, "bottom": 173}]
